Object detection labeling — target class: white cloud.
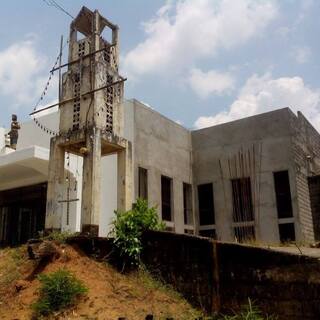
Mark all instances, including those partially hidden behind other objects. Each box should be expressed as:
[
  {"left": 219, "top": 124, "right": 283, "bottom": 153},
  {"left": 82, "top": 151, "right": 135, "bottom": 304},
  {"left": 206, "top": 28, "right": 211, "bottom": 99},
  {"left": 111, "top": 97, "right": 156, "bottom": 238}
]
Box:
[
  {"left": 0, "top": 39, "right": 51, "bottom": 109},
  {"left": 123, "top": 0, "right": 277, "bottom": 79},
  {"left": 291, "top": 46, "right": 312, "bottom": 64},
  {"left": 276, "top": 26, "right": 290, "bottom": 37},
  {"left": 194, "top": 73, "right": 320, "bottom": 130},
  {"left": 188, "top": 68, "right": 235, "bottom": 98}
]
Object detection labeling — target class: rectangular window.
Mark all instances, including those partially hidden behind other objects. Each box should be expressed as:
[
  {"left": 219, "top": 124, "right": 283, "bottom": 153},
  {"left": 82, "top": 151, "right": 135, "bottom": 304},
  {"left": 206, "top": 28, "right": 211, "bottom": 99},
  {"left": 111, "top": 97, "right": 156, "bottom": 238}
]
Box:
[
  {"left": 138, "top": 167, "right": 148, "bottom": 200},
  {"left": 199, "top": 229, "right": 216, "bottom": 239},
  {"left": 279, "top": 223, "right": 295, "bottom": 242},
  {"left": 274, "top": 171, "right": 293, "bottom": 218},
  {"left": 234, "top": 226, "right": 255, "bottom": 242},
  {"left": 231, "top": 177, "right": 254, "bottom": 222},
  {"left": 183, "top": 183, "right": 193, "bottom": 225},
  {"left": 198, "top": 183, "right": 215, "bottom": 225},
  {"left": 161, "top": 175, "right": 173, "bottom": 221}
]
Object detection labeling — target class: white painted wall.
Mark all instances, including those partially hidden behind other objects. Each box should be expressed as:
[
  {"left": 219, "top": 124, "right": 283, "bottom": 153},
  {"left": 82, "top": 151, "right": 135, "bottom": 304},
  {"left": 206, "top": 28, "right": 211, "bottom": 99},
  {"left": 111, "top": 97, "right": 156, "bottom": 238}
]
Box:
[
  {"left": 99, "top": 154, "right": 117, "bottom": 236},
  {"left": 17, "top": 111, "right": 59, "bottom": 150},
  {"left": 0, "top": 127, "right": 5, "bottom": 151},
  {"left": 99, "top": 101, "right": 135, "bottom": 236},
  {"left": 0, "top": 101, "right": 136, "bottom": 236}
]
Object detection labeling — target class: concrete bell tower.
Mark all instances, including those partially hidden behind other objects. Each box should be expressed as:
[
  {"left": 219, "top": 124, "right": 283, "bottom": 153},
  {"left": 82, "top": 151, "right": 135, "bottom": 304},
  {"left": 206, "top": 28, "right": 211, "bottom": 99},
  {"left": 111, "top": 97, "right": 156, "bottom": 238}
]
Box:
[{"left": 45, "top": 7, "right": 132, "bottom": 235}]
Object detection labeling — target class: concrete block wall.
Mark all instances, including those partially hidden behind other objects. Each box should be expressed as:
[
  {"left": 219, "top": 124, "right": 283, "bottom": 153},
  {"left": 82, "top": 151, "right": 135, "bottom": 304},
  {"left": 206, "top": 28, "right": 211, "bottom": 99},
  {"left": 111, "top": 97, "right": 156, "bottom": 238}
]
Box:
[{"left": 289, "top": 111, "right": 320, "bottom": 242}]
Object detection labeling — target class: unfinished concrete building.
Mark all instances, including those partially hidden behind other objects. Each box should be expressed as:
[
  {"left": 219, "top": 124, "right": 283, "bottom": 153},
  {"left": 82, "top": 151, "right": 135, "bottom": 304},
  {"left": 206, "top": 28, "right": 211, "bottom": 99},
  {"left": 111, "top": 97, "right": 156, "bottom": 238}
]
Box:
[{"left": 1, "top": 7, "right": 320, "bottom": 245}]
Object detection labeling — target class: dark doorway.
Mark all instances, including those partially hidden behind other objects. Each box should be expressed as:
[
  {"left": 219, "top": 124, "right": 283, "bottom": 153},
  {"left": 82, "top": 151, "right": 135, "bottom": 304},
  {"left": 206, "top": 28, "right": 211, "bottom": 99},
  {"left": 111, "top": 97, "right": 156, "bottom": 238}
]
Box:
[
  {"left": 231, "top": 177, "right": 254, "bottom": 222},
  {"left": 198, "top": 183, "right": 215, "bottom": 225},
  {"left": 273, "top": 171, "right": 293, "bottom": 218},
  {"left": 161, "top": 176, "right": 173, "bottom": 221},
  {"left": 308, "top": 175, "right": 320, "bottom": 241},
  {"left": 279, "top": 223, "right": 295, "bottom": 242},
  {"left": 199, "top": 229, "right": 216, "bottom": 239},
  {"left": 0, "top": 183, "right": 47, "bottom": 246},
  {"left": 234, "top": 226, "right": 255, "bottom": 242}
]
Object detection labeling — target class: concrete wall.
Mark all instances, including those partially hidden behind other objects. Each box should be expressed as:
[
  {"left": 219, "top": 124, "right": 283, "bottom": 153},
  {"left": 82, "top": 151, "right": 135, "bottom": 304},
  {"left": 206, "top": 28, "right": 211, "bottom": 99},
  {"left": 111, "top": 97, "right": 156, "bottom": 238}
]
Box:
[
  {"left": 132, "top": 99, "right": 193, "bottom": 233},
  {"left": 192, "top": 108, "right": 298, "bottom": 243},
  {"left": 141, "top": 230, "right": 320, "bottom": 320}
]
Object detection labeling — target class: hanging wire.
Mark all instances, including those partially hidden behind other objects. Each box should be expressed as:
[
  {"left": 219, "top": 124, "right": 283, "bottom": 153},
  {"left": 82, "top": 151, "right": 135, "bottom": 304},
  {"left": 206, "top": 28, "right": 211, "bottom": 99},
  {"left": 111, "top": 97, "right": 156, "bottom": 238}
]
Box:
[
  {"left": 41, "top": 0, "right": 74, "bottom": 19},
  {"left": 31, "top": 39, "right": 69, "bottom": 136}
]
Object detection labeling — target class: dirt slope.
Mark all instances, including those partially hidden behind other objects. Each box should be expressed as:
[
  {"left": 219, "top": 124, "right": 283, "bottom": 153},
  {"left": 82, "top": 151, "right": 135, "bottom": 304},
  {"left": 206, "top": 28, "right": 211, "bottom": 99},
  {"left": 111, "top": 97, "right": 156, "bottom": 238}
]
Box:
[{"left": 0, "top": 243, "right": 201, "bottom": 320}]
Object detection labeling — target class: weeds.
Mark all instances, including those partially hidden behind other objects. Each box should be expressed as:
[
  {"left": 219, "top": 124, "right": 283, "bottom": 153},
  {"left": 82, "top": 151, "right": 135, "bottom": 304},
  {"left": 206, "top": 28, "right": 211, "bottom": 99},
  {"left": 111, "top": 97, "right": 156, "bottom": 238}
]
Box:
[
  {"left": 135, "top": 266, "right": 204, "bottom": 320},
  {"left": 40, "top": 230, "right": 76, "bottom": 243},
  {"left": 218, "top": 298, "right": 277, "bottom": 320},
  {"left": 0, "top": 247, "right": 24, "bottom": 300},
  {"left": 32, "top": 268, "right": 88, "bottom": 316}
]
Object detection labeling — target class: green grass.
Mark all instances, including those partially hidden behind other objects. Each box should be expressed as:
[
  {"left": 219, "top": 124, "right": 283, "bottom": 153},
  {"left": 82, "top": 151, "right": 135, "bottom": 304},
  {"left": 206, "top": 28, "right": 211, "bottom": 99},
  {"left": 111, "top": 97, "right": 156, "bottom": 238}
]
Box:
[
  {"left": 32, "top": 268, "right": 88, "bottom": 317},
  {"left": 41, "top": 230, "right": 76, "bottom": 243},
  {"left": 0, "top": 247, "right": 24, "bottom": 301},
  {"left": 217, "top": 299, "right": 277, "bottom": 320}
]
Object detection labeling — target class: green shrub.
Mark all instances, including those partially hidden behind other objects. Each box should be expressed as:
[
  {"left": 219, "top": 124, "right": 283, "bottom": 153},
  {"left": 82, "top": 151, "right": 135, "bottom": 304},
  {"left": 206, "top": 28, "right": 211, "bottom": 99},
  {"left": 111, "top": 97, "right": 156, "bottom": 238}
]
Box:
[
  {"left": 111, "top": 198, "right": 165, "bottom": 267},
  {"left": 32, "top": 269, "right": 87, "bottom": 316}
]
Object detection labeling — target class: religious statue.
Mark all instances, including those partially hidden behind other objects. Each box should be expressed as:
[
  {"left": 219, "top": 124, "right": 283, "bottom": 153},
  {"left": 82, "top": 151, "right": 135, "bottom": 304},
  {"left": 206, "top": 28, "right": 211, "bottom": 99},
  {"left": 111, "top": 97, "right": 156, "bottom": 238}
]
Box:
[{"left": 9, "top": 114, "right": 20, "bottom": 150}]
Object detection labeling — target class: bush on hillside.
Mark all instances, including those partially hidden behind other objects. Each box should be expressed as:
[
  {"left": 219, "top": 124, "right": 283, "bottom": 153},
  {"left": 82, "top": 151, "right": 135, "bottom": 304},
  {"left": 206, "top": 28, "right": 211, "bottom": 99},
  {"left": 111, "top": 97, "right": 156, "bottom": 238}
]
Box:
[
  {"left": 32, "top": 269, "right": 87, "bottom": 316},
  {"left": 111, "top": 198, "right": 165, "bottom": 267}
]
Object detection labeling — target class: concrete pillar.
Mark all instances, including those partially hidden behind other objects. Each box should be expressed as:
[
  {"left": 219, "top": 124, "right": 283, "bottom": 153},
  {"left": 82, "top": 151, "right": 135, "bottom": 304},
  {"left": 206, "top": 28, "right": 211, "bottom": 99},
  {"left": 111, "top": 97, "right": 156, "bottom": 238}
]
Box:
[
  {"left": 214, "top": 179, "right": 234, "bottom": 242},
  {"left": 173, "top": 179, "right": 184, "bottom": 234},
  {"left": 257, "top": 172, "right": 279, "bottom": 244},
  {"left": 117, "top": 141, "right": 133, "bottom": 212},
  {"left": 81, "top": 128, "right": 102, "bottom": 235},
  {"left": 45, "top": 138, "right": 65, "bottom": 231}
]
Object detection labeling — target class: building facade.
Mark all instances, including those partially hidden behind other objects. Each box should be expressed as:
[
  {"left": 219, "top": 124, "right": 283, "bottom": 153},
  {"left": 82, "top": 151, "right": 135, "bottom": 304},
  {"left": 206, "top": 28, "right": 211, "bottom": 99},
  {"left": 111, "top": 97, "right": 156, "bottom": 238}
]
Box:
[
  {"left": 1, "top": 102, "right": 320, "bottom": 245},
  {"left": 1, "top": 7, "right": 320, "bottom": 246}
]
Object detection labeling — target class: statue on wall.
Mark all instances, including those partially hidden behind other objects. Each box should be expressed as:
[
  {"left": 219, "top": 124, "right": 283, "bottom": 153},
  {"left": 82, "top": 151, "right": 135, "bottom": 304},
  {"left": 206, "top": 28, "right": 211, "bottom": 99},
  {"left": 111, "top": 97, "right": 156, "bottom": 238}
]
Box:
[{"left": 9, "top": 114, "right": 20, "bottom": 150}]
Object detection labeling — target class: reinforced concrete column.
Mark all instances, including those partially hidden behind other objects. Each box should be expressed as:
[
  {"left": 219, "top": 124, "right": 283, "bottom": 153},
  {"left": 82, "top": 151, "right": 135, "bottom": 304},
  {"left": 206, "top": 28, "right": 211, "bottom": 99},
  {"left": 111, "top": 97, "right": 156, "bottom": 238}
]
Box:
[
  {"left": 81, "top": 128, "right": 102, "bottom": 235},
  {"left": 117, "top": 141, "right": 133, "bottom": 212},
  {"left": 45, "top": 137, "right": 65, "bottom": 231},
  {"left": 173, "top": 179, "right": 184, "bottom": 234}
]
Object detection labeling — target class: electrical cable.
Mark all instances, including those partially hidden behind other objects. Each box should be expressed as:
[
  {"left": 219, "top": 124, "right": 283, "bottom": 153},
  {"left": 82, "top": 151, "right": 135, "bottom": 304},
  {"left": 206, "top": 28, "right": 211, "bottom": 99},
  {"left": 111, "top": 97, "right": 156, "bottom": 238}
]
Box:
[{"left": 41, "top": 0, "right": 74, "bottom": 19}]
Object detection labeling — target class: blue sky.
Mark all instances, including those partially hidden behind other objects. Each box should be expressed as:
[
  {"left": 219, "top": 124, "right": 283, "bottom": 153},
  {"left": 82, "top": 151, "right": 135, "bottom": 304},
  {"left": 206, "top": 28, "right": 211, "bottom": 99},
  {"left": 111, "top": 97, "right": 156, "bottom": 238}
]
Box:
[{"left": 1, "top": 0, "right": 320, "bottom": 131}]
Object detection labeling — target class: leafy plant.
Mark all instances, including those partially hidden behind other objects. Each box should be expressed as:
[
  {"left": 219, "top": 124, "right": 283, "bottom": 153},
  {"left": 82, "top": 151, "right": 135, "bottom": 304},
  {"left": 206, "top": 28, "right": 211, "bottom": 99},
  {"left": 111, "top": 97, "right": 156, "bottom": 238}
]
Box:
[
  {"left": 32, "top": 269, "right": 87, "bottom": 316},
  {"left": 111, "top": 198, "right": 165, "bottom": 267},
  {"left": 220, "top": 298, "right": 277, "bottom": 320}
]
